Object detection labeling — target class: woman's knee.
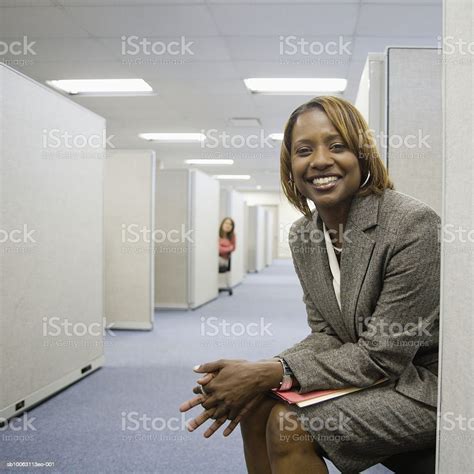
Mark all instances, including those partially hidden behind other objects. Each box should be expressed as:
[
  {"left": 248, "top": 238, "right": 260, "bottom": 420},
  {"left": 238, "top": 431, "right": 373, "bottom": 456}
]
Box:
[
  {"left": 240, "top": 396, "right": 277, "bottom": 438},
  {"left": 266, "top": 404, "right": 315, "bottom": 458}
]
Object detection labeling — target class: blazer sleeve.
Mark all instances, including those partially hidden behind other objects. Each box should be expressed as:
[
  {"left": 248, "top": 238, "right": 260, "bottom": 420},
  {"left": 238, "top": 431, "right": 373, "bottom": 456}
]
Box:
[
  {"left": 282, "top": 206, "right": 440, "bottom": 394},
  {"left": 276, "top": 226, "right": 344, "bottom": 360}
]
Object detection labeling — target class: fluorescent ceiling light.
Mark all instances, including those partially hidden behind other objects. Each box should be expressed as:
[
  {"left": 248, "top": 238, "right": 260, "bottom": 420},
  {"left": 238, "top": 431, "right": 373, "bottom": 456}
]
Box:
[
  {"left": 244, "top": 78, "right": 347, "bottom": 94},
  {"left": 213, "top": 175, "right": 251, "bottom": 180},
  {"left": 186, "top": 159, "right": 234, "bottom": 165},
  {"left": 185, "top": 159, "right": 234, "bottom": 165},
  {"left": 47, "top": 78, "right": 154, "bottom": 96},
  {"left": 269, "top": 133, "right": 284, "bottom": 141},
  {"left": 139, "top": 133, "right": 206, "bottom": 143},
  {"left": 229, "top": 118, "right": 261, "bottom": 127}
]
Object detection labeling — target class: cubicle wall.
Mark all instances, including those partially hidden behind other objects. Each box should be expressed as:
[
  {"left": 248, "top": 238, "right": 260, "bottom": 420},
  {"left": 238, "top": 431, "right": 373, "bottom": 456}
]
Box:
[
  {"left": 247, "top": 206, "right": 266, "bottom": 272},
  {"left": 243, "top": 202, "right": 250, "bottom": 272},
  {"left": 219, "top": 189, "right": 245, "bottom": 287},
  {"left": 264, "top": 210, "right": 274, "bottom": 266},
  {"left": 104, "top": 149, "right": 156, "bottom": 330},
  {"left": 438, "top": 0, "right": 474, "bottom": 470},
  {"left": 355, "top": 53, "right": 387, "bottom": 165},
  {"left": 356, "top": 48, "right": 442, "bottom": 214},
  {"left": 0, "top": 64, "right": 104, "bottom": 420},
  {"left": 154, "top": 169, "right": 219, "bottom": 309},
  {"left": 386, "top": 48, "right": 442, "bottom": 215}
]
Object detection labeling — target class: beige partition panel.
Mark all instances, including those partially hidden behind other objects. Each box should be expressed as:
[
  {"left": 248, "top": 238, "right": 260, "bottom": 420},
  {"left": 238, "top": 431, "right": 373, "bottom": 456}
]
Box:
[
  {"left": 0, "top": 65, "right": 104, "bottom": 420},
  {"left": 191, "top": 169, "right": 219, "bottom": 308},
  {"left": 243, "top": 202, "right": 250, "bottom": 272},
  {"left": 264, "top": 210, "right": 274, "bottom": 266},
  {"left": 247, "top": 206, "right": 266, "bottom": 272},
  {"left": 438, "top": 1, "right": 474, "bottom": 471},
  {"left": 219, "top": 189, "right": 245, "bottom": 287},
  {"left": 355, "top": 53, "right": 387, "bottom": 165},
  {"left": 104, "top": 150, "right": 156, "bottom": 330},
  {"left": 387, "top": 47, "right": 442, "bottom": 214},
  {"left": 155, "top": 169, "right": 219, "bottom": 309}
]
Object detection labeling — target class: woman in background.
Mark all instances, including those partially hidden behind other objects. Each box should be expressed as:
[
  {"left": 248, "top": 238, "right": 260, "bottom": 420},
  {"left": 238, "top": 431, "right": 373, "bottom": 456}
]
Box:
[{"left": 218, "top": 217, "right": 236, "bottom": 272}]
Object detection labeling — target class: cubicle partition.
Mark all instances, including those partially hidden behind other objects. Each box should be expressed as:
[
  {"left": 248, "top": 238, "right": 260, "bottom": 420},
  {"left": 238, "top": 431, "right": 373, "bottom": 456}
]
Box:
[
  {"left": 356, "top": 48, "right": 442, "bottom": 214},
  {"left": 154, "top": 169, "right": 219, "bottom": 309},
  {"left": 386, "top": 48, "right": 442, "bottom": 214},
  {"left": 219, "top": 189, "right": 246, "bottom": 287},
  {"left": 0, "top": 64, "right": 105, "bottom": 420},
  {"left": 104, "top": 149, "right": 156, "bottom": 330},
  {"left": 247, "top": 206, "right": 266, "bottom": 272},
  {"left": 264, "top": 210, "right": 274, "bottom": 267},
  {"left": 355, "top": 53, "right": 387, "bottom": 165}
]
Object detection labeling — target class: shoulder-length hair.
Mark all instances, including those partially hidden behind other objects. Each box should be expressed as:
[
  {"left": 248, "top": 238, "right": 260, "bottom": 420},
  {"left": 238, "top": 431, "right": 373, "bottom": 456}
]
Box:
[
  {"left": 219, "top": 217, "right": 235, "bottom": 239},
  {"left": 280, "top": 96, "right": 394, "bottom": 220}
]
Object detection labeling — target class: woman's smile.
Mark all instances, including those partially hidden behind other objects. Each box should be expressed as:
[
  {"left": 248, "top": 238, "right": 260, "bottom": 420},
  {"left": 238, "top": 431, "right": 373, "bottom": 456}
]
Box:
[{"left": 306, "top": 175, "right": 343, "bottom": 192}]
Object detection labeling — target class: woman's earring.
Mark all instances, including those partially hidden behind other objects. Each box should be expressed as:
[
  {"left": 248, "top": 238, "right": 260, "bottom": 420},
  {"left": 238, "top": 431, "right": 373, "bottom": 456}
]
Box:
[
  {"left": 360, "top": 170, "right": 371, "bottom": 188},
  {"left": 288, "top": 177, "right": 298, "bottom": 194}
]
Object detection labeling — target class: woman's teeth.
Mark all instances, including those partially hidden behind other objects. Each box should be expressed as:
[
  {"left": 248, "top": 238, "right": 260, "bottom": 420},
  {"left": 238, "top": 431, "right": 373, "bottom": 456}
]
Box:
[{"left": 312, "top": 176, "right": 339, "bottom": 186}]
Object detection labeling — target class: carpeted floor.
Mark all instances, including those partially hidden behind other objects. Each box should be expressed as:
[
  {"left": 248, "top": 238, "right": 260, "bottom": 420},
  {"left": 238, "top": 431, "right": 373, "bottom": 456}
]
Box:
[{"left": 0, "top": 260, "right": 391, "bottom": 474}]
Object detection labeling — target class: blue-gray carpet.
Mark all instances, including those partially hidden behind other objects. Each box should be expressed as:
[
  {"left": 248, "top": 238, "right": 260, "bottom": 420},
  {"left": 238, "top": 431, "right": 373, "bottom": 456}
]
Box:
[{"left": 0, "top": 260, "right": 391, "bottom": 474}]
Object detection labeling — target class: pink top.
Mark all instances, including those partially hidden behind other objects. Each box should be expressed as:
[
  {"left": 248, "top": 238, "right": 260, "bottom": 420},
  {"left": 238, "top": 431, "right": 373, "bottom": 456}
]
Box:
[{"left": 219, "top": 235, "right": 236, "bottom": 258}]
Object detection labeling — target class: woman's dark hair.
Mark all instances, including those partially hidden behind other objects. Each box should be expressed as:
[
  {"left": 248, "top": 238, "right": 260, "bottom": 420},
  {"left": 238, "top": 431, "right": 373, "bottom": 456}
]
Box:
[
  {"left": 280, "top": 95, "right": 394, "bottom": 220},
  {"left": 219, "top": 217, "right": 235, "bottom": 239}
]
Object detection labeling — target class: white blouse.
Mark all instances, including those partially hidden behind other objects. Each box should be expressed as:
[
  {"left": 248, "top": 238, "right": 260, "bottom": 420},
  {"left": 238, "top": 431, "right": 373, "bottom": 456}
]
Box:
[{"left": 323, "top": 221, "right": 342, "bottom": 311}]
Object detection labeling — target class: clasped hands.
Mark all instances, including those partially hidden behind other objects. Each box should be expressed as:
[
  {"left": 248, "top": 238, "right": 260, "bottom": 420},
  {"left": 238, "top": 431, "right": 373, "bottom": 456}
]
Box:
[{"left": 179, "top": 358, "right": 282, "bottom": 438}]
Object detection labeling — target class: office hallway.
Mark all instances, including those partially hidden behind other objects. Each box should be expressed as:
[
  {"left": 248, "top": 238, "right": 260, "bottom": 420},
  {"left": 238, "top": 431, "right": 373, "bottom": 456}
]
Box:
[{"left": 1, "top": 260, "right": 388, "bottom": 474}]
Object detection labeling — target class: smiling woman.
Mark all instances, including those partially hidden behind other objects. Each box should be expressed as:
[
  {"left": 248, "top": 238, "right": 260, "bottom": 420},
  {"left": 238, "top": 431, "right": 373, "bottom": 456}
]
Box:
[{"left": 179, "top": 96, "right": 440, "bottom": 474}]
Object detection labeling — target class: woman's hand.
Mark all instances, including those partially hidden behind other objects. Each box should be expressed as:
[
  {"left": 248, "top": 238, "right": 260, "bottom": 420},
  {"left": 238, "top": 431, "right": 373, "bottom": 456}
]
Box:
[
  {"left": 181, "top": 387, "right": 266, "bottom": 438},
  {"left": 179, "top": 358, "right": 283, "bottom": 435}
]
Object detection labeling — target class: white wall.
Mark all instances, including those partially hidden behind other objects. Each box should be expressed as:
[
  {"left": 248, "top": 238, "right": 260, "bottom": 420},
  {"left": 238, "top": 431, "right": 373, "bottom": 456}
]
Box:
[
  {"left": 437, "top": 1, "right": 474, "bottom": 471},
  {"left": 240, "top": 191, "right": 301, "bottom": 259}
]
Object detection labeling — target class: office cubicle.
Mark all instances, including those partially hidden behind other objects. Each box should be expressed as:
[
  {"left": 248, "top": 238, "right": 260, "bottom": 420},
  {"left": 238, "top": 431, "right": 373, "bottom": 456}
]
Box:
[
  {"left": 0, "top": 64, "right": 104, "bottom": 420},
  {"left": 154, "top": 169, "right": 219, "bottom": 309},
  {"left": 104, "top": 149, "right": 156, "bottom": 330}
]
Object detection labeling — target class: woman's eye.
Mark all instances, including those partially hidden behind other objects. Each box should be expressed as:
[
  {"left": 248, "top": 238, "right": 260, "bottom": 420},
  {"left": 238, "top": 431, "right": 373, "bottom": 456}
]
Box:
[
  {"left": 331, "top": 143, "right": 345, "bottom": 152},
  {"left": 295, "top": 147, "right": 311, "bottom": 156}
]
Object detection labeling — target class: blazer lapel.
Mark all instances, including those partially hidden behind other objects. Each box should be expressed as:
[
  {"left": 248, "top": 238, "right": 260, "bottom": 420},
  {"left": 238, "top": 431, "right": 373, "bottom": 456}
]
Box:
[
  {"left": 312, "top": 192, "right": 381, "bottom": 342},
  {"left": 308, "top": 212, "right": 353, "bottom": 342}
]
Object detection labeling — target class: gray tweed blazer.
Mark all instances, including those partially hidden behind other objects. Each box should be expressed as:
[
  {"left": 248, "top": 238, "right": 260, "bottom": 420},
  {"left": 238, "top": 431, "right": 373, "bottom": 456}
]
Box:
[{"left": 278, "top": 188, "right": 440, "bottom": 408}]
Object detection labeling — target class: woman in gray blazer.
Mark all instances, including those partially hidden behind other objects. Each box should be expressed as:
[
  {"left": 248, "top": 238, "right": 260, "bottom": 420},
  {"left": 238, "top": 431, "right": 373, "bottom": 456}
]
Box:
[{"left": 180, "top": 96, "right": 440, "bottom": 474}]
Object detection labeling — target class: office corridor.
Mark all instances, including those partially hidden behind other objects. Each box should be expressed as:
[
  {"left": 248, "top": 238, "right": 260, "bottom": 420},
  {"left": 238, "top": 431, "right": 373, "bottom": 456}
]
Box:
[{"left": 1, "top": 261, "right": 390, "bottom": 473}]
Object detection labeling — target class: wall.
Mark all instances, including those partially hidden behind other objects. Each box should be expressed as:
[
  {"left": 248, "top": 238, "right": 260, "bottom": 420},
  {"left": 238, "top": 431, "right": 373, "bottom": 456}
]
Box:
[
  {"left": 240, "top": 191, "right": 301, "bottom": 259},
  {"left": 437, "top": 0, "right": 474, "bottom": 471}
]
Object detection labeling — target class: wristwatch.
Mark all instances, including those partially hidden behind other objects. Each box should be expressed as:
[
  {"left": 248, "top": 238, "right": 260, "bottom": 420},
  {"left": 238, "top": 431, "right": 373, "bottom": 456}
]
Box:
[{"left": 276, "top": 357, "right": 293, "bottom": 391}]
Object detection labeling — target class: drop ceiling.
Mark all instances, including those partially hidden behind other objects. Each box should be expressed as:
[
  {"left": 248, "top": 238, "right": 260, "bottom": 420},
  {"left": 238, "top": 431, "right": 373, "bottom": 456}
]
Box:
[{"left": 0, "top": 0, "right": 441, "bottom": 191}]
